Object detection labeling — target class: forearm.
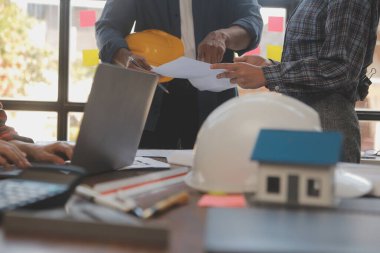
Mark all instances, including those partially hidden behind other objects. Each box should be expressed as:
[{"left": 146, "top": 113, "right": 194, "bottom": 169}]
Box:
[
  {"left": 263, "top": 58, "right": 358, "bottom": 95},
  {"left": 96, "top": 25, "right": 129, "bottom": 63},
  {"left": 95, "top": 0, "right": 136, "bottom": 63},
  {"left": 218, "top": 25, "right": 252, "bottom": 51},
  {"left": 230, "top": 0, "right": 263, "bottom": 54},
  {"left": 9, "top": 140, "right": 35, "bottom": 156}
]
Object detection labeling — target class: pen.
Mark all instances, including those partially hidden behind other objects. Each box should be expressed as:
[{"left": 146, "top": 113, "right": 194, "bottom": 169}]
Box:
[
  {"left": 132, "top": 191, "right": 190, "bottom": 219},
  {"left": 76, "top": 185, "right": 188, "bottom": 219},
  {"left": 128, "top": 56, "right": 170, "bottom": 94}
]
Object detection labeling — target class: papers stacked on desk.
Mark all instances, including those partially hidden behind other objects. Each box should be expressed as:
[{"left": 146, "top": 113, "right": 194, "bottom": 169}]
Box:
[
  {"left": 3, "top": 202, "right": 168, "bottom": 247},
  {"left": 77, "top": 167, "right": 189, "bottom": 215}
]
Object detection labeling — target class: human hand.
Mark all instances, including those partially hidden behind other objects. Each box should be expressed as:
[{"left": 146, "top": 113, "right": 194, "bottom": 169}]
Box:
[
  {"left": 211, "top": 62, "right": 267, "bottom": 89},
  {"left": 0, "top": 140, "right": 31, "bottom": 169},
  {"left": 197, "top": 30, "right": 228, "bottom": 64},
  {"left": 12, "top": 141, "right": 74, "bottom": 165},
  {"left": 234, "top": 55, "right": 273, "bottom": 67},
  {"left": 113, "top": 48, "right": 152, "bottom": 71}
]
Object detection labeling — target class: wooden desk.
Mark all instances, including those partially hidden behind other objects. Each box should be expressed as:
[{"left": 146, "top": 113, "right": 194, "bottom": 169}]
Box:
[
  {"left": 0, "top": 168, "right": 207, "bottom": 253},
  {"left": 361, "top": 157, "right": 380, "bottom": 165},
  {"left": 2, "top": 165, "right": 380, "bottom": 253}
]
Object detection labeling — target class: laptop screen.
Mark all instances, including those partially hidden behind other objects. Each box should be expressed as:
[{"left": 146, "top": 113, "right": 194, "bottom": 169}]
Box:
[{"left": 71, "top": 63, "right": 158, "bottom": 174}]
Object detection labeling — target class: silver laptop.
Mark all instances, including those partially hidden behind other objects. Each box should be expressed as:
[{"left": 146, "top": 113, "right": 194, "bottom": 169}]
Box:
[{"left": 71, "top": 63, "right": 158, "bottom": 174}]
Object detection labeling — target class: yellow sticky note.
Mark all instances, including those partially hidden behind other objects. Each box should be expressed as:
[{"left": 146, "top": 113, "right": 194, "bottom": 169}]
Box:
[
  {"left": 267, "top": 45, "right": 283, "bottom": 62},
  {"left": 82, "top": 49, "right": 99, "bottom": 67}
]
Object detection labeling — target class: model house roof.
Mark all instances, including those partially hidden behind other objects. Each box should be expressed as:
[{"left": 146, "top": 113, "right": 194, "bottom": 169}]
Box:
[{"left": 251, "top": 129, "right": 342, "bottom": 166}]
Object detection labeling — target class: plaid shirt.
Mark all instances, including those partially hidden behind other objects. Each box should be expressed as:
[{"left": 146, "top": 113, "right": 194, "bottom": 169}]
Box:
[{"left": 263, "top": 0, "right": 379, "bottom": 102}]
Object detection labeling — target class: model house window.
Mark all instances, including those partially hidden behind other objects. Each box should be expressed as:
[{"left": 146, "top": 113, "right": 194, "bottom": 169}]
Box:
[
  {"left": 307, "top": 179, "right": 321, "bottom": 197},
  {"left": 267, "top": 176, "right": 280, "bottom": 193}
]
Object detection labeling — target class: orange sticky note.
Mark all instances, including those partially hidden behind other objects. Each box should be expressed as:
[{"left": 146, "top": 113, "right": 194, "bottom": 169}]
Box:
[
  {"left": 198, "top": 194, "right": 246, "bottom": 208},
  {"left": 267, "top": 45, "right": 283, "bottom": 62},
  {"left": 82, "top": 49, "right": 99, "bottom": 67},
  {"left": 80, "top": 10, "right": 96, "bottom": 27},
  {"left": 244, "top": 47, "right": 261, "bottom": 56},
  {"left": 268, "top": 16, "right": 284, "bottom": 32}
]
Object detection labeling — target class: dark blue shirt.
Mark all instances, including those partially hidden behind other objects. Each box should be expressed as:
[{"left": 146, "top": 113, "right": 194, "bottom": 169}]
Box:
[
  {"left": 96, "top": 0, "right": 262, "bottom": 63},
  {"left": 95, "top": 0, "right": 263, "bottom": 132}
]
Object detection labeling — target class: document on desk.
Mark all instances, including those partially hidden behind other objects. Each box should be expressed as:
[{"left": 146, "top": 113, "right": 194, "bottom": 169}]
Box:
[
  {"left": 136, "top": 149, "right": 177, "bottom": 158},
  {"left": 152, "top": 57, "right": 236, "bottom": 92},
  {"left": 123, "top": 157, "right": 170, "bottom": 170}
]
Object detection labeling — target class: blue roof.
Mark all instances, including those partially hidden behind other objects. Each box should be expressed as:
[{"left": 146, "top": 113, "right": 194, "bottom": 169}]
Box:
[{"left": 251, "top": 129, "right": 342, "bottom": 166}]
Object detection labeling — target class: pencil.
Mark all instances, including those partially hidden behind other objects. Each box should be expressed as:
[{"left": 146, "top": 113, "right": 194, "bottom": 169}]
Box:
[
  {"left": 133, "top": 191, "right": 190, "bottom": 219},
  {"left": 128, "top": 56, "right": 170, "bottom": 94}
]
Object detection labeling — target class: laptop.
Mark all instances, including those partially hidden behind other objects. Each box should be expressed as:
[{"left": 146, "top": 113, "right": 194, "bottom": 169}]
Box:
[
  {"left": 70, "top": 63, "right": 159, "bottom": 174},
  {"left": 0, "top": 63, "right": 160, "bottom": 177}
]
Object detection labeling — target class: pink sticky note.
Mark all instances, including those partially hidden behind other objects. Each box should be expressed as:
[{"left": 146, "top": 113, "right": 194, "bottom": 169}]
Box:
[
  {"left": 244, "top": 47, "right": 261, "bottom": 56},
  {"left": 198, "top": 194, "right": 246, "bottom": 208},
  {"left": 80, "top": 10, "right": 96, "bottom": 27},
  {"left": 268, "top": 16, "right": 284, "bottom": 32}
]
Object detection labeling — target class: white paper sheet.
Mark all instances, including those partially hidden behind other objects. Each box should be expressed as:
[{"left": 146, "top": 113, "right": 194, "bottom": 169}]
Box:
[
  {"left": 152, "top": 57, "right": 236, "bottom": 92},
  {"left": 167, "top": 150, "right": 194, "bottom": 167},
  {"left": 119, "top": 157, "right": 170, "bottom": 170},
  {"left": 136, "top": 149, "right": 177, "bottom": 158}
]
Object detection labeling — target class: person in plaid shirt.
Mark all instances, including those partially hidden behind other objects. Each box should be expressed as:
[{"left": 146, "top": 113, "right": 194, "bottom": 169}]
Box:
[
  {"left": 212, "top": 0, "right": 379, "bottom": 163},
  {"left": 0, "top": 102, "right": 73, "bottom": 169}
]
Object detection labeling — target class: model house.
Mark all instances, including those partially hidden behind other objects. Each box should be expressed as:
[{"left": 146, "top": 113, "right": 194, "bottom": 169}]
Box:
[{"left": 252, "top": 129, "right": 343, "bottom": 207}]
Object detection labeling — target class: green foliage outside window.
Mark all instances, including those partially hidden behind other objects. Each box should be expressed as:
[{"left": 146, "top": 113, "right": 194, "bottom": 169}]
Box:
[{"left": 0, "top": 0, "right": 55, "bottom": 98}]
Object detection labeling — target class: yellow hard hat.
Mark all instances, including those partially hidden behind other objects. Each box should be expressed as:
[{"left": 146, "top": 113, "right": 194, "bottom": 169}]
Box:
[{"left": 126, "top": 29, "right": 184, "bottom": 83}]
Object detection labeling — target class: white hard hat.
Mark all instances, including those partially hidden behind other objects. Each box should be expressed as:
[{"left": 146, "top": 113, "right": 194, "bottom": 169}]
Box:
[{"left": 185, "top": 92, "right": 322, "bottom": 193}]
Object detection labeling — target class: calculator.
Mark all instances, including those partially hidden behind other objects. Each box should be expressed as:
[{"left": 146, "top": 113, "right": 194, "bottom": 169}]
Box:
[{"left": 0, "top": 164, "right": 85, "bottom": 215}]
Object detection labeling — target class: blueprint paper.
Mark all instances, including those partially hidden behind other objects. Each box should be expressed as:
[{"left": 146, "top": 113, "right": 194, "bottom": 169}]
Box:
[{"left": 152, "top": 57, "right": 236, "bottom": 92}]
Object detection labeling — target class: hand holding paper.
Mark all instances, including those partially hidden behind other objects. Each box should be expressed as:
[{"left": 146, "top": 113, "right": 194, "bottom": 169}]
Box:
[{"left": 152, "top": 57, "right": 236, "bottom": 92}]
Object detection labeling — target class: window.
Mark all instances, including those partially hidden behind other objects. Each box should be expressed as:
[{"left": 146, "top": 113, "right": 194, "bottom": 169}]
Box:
[
  {"left": 0, "top": 0, "right": 59, "bottom": 102},
  {"left": 3, "top": 0, "right": 380, "bottom": 149},
  {"left": 357, "top": 26, "right": 380, "bottom": 151},
  {"left": 267, "top": 176, "right": 280, "bottom": 193},
  {"left": 307, "top": 179, "right": 321, "bottom": 197},
  {"left": 243, "top": 1, "right": 380, "bottom": 154},
  {"left": 69, "top": 0, "right": 105, "bottom": 103},
  {"left": 239, "top": 6, "right": 287, "bottom": 97},
  {"left": 0, "top": 0, "right": 105, "bottom": 141}
]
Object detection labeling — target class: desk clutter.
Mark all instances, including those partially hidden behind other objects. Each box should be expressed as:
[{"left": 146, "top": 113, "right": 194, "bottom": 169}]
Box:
[
  {"left": 0, "top": 164, "right": 85, "bottom": 216},
  {"left": 83, "top": 167, "right": 190, "bottom": 217},
  {"left": 3, "top": 205, "right": 168, "bottom": 247},
  {"left": 1, "top": 145, "right": 380, "bottom": 253},
  {"left": 1, "top": 166, "right": 190, "bottom": 248}
]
